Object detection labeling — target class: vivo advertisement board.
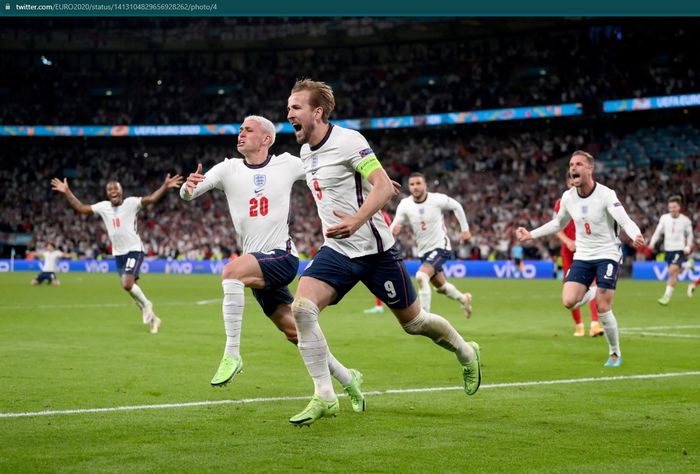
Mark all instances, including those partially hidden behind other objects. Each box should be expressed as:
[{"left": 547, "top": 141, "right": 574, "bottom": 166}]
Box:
[
  {"left": 632, "top": 262, "right": 700, "bottom": 281},
  {"left": 1, "top": 259, "right": 555, "bottom": 279}
]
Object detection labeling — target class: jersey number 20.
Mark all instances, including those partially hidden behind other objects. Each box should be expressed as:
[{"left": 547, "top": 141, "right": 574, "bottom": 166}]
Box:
[{"left": 249, "top": 197, "right": 269, "bottom": 217}]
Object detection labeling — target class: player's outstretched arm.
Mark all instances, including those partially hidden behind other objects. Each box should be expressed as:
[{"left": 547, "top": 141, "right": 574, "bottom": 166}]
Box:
[
  {"left": 142, "top": 173, "right": 184, "bottom": 207},
  {"left": 326, "top": 168, "right": 395, "bottom": 239},
  {"left": 648, "top": 219, "right": 664, "bottom": 250},
  {"left": 516, "top": 227, "right": 532, "bottom": 242},
  {"left": 460, "top": 230, "right": 472, "bottom": 243},
  {"left": 50, "top": 178, "right": 93, "bottom": 215},
  {"left": 180, "top": 163, "right": 221, "bottom": 202},
  {"left": 182, "top": 163, "right": 205, "bottom": 200}
]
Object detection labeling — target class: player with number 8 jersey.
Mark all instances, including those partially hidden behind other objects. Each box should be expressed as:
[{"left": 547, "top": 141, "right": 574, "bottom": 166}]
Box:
[{"left": 516, "top": 150, "right": 645, "bottom": 367}]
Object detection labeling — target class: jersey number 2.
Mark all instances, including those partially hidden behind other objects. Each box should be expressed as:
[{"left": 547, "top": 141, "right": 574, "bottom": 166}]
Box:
[{"left": 249, "top": 197, "right": 269, "bottom": 217}]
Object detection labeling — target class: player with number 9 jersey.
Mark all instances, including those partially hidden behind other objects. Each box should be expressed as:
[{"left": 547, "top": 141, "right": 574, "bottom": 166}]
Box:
[
  {"left": 301, "top": 124, "right": 395, "bottom": 258},
  {"left": 286, "top": 79, "right": 481, "bottom": 427}
]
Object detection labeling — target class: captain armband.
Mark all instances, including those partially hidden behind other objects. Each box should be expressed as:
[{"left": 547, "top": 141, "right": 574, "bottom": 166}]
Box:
[{"left": 356, "top": 154, "right": 383, "bottom": 179}]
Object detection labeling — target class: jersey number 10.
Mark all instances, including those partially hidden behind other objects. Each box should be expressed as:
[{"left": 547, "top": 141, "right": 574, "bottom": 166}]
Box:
[{"left": 249, "top": 197, "right": 269, "bottom": 217}]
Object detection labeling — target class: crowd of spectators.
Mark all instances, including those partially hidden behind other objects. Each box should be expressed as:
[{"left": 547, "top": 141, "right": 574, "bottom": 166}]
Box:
[
  {"left": 2, "top": 18, "right": 699, "bottom": 263},
  {"left": 2, "top": 124, "right": 699, "bottom": 263},
  {"left": 1, "top": 19, "right": 698, "bottom": 125}
]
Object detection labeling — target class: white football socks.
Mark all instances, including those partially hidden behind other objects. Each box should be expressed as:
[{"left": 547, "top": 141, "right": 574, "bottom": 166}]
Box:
[
  {"left": 437, "top": 281, "right": 466, "bottom": 303},
  {"left": 598, "top": 310, "right": 621, "bottom": 356},
  {"left": 664, "top": 285, "right": 674, "bottom": 299},
  {"left": 402, "top": 309, "right": 474, "bottom": 364},
  {"left": 415, "top": 271, "right": 432, "bottom": 312},
  {"left": 573, "top": 285, "right": 597, "bottom": 309},
  {"left": 129, "top": 283, "right": 149, "bottom": 310},
  {"left": 327, "top": 352, "right": 352, "bottom": 385},
  {"left": 292, "top": 297, "right": 335, "bottom": 401},
  {"left": 222, "top": 279, "right": 245, "bottom": 359}
]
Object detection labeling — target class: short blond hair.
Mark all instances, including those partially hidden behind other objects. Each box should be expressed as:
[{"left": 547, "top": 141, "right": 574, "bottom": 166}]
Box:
[
  {"left": 291, "top": 79, "right": 336, "bottom": 123},
  {"left": 244, "top": 115, "right": 276, "bottom": 146},
  {"left": 571, "top": 150, "right": 595, "bottom": 165},
  {"left": 668, "top": 195, "right": 683, "bottom": 205}
]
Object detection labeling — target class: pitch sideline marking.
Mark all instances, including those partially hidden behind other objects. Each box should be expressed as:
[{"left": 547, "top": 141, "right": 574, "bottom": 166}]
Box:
[
  {"left": 0, "top": 301, "right": 211, "bottom": 310},
  {"left": 619, "top": 331, "right": 700, "bottom": 339},
  {"left": 195, "top": 299, "right": 221, "bottom": 305},
  {"left": 623, "top": 325, "right": 700, "bottom": 330},
  {"left": 2, "top": 371, "right": 699, "bottom": 419},
  {"left": 621, "top": 324, "right": 700, "bottom": 339}
]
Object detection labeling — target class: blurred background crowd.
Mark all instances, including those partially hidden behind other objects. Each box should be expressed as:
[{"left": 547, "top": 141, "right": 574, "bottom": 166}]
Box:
[{"left": 1, "top": 17, "right": 699, "bottom": 266}]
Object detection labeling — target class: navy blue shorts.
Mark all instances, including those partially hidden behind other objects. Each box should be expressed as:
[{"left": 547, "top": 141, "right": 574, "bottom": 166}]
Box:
[
  {"left": 115, "top": 251, "right": 144, "bottom": 278},
  {"left": 419, "top": 248, "right": 453, "bottom": 273},
  {"left": 250, "top": 248, "right": 299, "bottom": 317},
  {"left": 665, "top": 251, "right": 686, "bottom": 266},
  {"left": 565, "top": 259, "right": 620, "bottom": 290},
  {"left": 35, "top": 272, "right": 56, "bottom": 284},
  {"left": 302, "top": 244, "right": 417, "bottom": 309}
]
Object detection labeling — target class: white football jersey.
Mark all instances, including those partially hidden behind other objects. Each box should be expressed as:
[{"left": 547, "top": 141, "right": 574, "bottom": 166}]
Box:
[
  {"left": 91, "top": 196, "right": 145, "bottom": 256},
  {"left": 299, "top": 124, "right": 394, "bottom": 258},
  {"left": 535, "top": 182, "right": 639, "bottom": 262},
  {"left": 391, "top": 192, "right": 469, "bottom": 256},
  {"left": 42, "top": 250, "right": 63, "bottom": 272},
  {"left": 649, "top": 213, "right": 693, "bottom": 252},
  {"left": 180, "top": 153, "right": 304, "bottom": 256}
]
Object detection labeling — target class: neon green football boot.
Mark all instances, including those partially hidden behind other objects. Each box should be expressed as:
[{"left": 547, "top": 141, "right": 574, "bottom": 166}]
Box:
[
  {"left": 210, "top": 354, "right": 243, "bottom": 387},
  {"left": 462, "top": 341, "right": 481, "bottom": 396},
  {"left": 342, "top": 369, "right": 366, "bottom": 413},
  {"left": 289, "top": 395, "right": 339, "bottom": 427}
]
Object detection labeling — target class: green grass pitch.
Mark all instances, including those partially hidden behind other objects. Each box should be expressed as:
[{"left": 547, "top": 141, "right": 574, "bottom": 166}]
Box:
[{"left": 1, "top": 272, "right": 698, "bottom": 472}]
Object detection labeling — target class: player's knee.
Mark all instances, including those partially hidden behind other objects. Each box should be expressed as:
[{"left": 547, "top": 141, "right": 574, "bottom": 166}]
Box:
[
  {"left": 562, "top": 295, "right": 577, "bottom": 310},
  {"left": 402, "top": 312, "right": 426, "bottom": 335},
  {"left": 122, "top": 280, "right": 134, "bottom": 291},
  {"left": 415, "top": 271, "right": 430, "bottom": 289},
  {"left": 291, "top": 297, "right": 318, "bottom": 321},
  {"left": 221, "top": 266, "right": 239, "bottom": 281},
  {"left": 285, "top": 331, "right": 299, "bottom": 345}
]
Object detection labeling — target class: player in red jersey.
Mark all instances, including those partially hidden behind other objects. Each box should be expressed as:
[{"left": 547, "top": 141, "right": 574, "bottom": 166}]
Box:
[{"left": 555, "top": 173, "right": 603, "bottom": 337}]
